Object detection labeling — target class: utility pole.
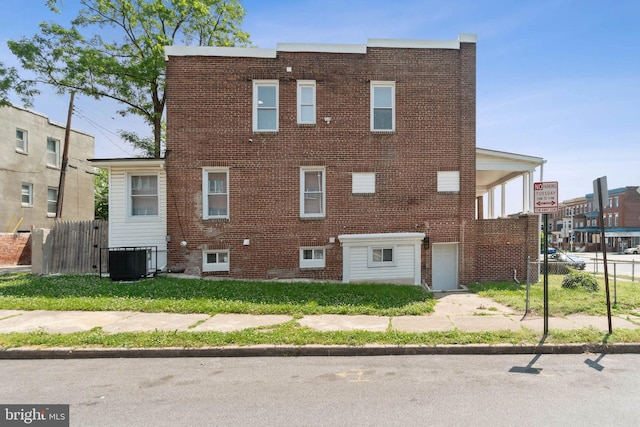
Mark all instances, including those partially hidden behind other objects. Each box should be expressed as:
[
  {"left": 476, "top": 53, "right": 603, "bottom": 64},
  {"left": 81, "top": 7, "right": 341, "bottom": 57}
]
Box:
[{"left": 56, "top": 91, "right": 75, "bottom": 219}]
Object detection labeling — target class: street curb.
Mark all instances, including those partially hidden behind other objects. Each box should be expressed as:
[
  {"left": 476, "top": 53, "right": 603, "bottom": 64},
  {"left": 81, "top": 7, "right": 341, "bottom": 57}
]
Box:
[{"left": 3, "top": 343, "right": 640, "bottom": 359}]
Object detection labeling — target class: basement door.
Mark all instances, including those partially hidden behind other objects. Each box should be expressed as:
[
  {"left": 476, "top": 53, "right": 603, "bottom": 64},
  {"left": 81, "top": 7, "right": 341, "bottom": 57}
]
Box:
[{"left": 431, "top": 243, "right": 459, "bottom": 291}]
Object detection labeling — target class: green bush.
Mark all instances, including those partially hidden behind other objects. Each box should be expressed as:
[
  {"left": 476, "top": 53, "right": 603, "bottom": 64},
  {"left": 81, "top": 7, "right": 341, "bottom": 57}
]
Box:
[{"left": 561, "top": 269, "right": 599, "bottom": 292}]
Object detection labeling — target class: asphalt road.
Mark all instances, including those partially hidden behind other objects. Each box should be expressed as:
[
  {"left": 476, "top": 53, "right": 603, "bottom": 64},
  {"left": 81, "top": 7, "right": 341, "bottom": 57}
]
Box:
[{"left": 1, "top": 354, "right": 640, "bottom": 426}]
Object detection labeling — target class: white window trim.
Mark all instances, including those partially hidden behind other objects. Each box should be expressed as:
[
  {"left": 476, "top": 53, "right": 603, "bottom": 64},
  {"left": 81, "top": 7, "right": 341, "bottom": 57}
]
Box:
[
  {"left": 297, "top": 80, "right": 316, "bottom": 124},
  {"left": 21, "top": 183, "right": 33, "bottom": 207},
  {"left": 46, "top": 137, "right": 60, "bottom": 168},
  {"left": 368, "top": 246, "right": 397, "bottom": 267},
  {"left": 202, "top": 167, "right": 229, "bottom": 220},
  {"left": 16, "top": 128, "right": 28, "bottom": 153},
  {"left": 437, "top": 171, "right": 460, "bottom": 193},
  {"left": 300, "top": 247, "right": 325, "bottom": 269},
  {"left": 300, "top": 167, "right": 326, "bottom": 218},
  {"left": 127, "top": 173, "right": 159, "bottom": 220},
  {"left": 352, "top": 172, "right": 376, "bottom": 194},
  {"left": 47, "top": 187, "right": 58, "bottom": 217},
  {"left": 253, "top": 80, "right": 279, "bottom": 132},
  {"left": 203, "top": 250, "right": 230, "bottom": 272},
  {"left": 370, "top": 81, "right": 395, "bottom": 132}
]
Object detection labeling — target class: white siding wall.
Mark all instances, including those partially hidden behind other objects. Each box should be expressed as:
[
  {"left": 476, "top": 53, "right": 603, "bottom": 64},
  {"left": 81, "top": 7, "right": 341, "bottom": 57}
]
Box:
[
  {"left": 109, "top": 166, "right": 167, "bottom": 270},
  {"left": 346, "top": 244, "right": 416, "bottom": 284},
  {"left": 339, "top": 233, "right": 425, "bottom": 285}
]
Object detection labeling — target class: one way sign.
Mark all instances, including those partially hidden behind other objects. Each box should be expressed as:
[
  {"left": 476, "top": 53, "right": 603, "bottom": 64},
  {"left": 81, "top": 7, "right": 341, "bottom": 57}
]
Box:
[{"left": 533, "top": 182, "right": 558, "bottom": 213}]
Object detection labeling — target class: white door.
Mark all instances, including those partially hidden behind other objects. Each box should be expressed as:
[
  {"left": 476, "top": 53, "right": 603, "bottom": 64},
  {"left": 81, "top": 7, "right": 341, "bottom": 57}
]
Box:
[{"left": 432, "top": 243, "right": 458, "bottom": 291}]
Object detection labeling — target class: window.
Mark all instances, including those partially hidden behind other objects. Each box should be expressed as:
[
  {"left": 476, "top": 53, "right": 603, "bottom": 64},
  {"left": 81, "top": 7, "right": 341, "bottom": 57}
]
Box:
[
  {"left": 130, "top": 175, "right": 158, "bottom": 216},
  {"left": 203, "top": 250, "right": 230, "bottom": 272},
  {"left": 21, "top": 183, "right": 33, "bottom": 207},
  {"left": 437, "top": 171, "right": 460, "bottom": 192},
  {"left": 615, "top": 213, "right": 619, "bottom": 227},
  {"left": 608, "top": 214, "right": 612, "bottom": 227},
  {"left": 300, "top": 247, "right": 325, "bottom": 269},
  {"left": 47, "top": 187, "right": 58, "bottom": 216},
  {"left": 203, "top": 168, "right": 229, "bottom": 219},
  {"left": 368, "top": 246, "right": 395, "bottom": 267},
  {"left": 614, "top": 197, "right": 619, "bottom": 208},
  {"left": 352, "top": 172, "right": 375, "bottom": 194},
  {"left": 297, "top": 80, "right": 316, "bottom": 124},
  {"left": 46, "top": 138, "right": 60, "bottom": 168},
  {"left": 371, "top": 81, "right": 395, "bottom": 131},
  {"left": 253, "top": 80, "right": 278, "bottom": 132},
  {"left": 300, "top": 167, "right": 325, "bottom": 218},
  {"left": 16, "top": 129, "right": 28, "bottom": 153}
]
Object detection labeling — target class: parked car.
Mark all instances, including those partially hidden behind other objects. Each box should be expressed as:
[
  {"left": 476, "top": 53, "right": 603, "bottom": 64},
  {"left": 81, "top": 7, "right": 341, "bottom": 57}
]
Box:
[
  {"left": 556, "top": 253, "right": 586, "bottom": 270},
  {"left": 623, "top": 245, "right": 640, "bottom": 254},
  {"left": 540, "top": 247, "right": 557, "bottom": 257},
  {"left": 544, "top": 252, "right": 586, "bottom": 274}
]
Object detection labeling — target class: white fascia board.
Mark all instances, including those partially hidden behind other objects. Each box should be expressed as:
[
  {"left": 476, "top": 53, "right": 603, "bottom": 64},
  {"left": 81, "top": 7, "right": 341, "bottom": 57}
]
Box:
[
  {"left": 338, "top": 232, "right": 426, "bottom": 246},
  {"left": 277, "top": 43, "right": 367, "bottom": 54},
  {"left": 165, "top": 46, "right": 276, "bottom": 60},
  {"left": 368, "top": 38, "right": 461, "bottom": 50},
  {"left": 88, "top": 158, "right": 165, "bottom": 169}
]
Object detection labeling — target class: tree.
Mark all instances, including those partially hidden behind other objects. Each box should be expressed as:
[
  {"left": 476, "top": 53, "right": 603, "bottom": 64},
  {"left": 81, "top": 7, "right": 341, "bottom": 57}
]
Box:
[
  {"left": 8, "top": 0, "right": 250, "bottom": 157},
  {"left": 94, "top": 168, "right": 109, "bottom": 220},
  {"left": 0, "top": 62, "right": 38, "bottom": 107}
]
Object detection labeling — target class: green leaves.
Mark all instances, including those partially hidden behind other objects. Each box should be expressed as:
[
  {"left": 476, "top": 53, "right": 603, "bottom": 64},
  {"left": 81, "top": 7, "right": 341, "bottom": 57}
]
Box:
[{"left": 7, "top": 0, "right": 250, "bottom": 157}]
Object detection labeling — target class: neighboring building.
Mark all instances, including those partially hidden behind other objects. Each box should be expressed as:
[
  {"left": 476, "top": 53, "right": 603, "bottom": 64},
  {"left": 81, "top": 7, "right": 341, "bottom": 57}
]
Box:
[
  {"left": 578, "top": 187, "right": 640, "bottom": 252},
  {"left": 0, "top": 105, "right": 95, "bottom": 232},
  {"left": 94, "top": 34, "right": 545, "bottom": 288},
  {"left": 89, "top": 158, "right": 168, "bottom": 272}
]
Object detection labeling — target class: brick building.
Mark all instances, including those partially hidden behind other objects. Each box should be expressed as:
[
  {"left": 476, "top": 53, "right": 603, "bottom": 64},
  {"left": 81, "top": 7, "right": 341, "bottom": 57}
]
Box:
[{"left": 92, "top": 34, "right": 543, "bottom": 288}]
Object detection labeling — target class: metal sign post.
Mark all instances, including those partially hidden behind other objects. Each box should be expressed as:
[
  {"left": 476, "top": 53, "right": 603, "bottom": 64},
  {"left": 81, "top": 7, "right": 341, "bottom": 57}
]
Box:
[
  {"left": 594, "top": 176, "right": 613, "bottom": 334},
  {"left": 534, "top": 182, "right": 559, "bottom": 336}
]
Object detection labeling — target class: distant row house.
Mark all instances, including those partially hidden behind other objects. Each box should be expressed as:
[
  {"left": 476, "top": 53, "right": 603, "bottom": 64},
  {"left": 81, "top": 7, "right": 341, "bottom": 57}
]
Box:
[
  {"left": 0, "top": 105, "right": 95, "bottom": 232},
  {"left": 546, "top": 186, "right": 640, "bottom": 252}
]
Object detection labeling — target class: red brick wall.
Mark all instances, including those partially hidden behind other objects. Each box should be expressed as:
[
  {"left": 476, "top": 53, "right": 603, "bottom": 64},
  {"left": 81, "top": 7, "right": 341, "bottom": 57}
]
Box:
[
  {"left": 475, "top": 215, "right": 539, "bottom": 283},
  {"left": 0, "top": 233, "right": 32, "bottom": 265},
  {"left": 165, "top": 42, "right": 479, "bottom": 281}
]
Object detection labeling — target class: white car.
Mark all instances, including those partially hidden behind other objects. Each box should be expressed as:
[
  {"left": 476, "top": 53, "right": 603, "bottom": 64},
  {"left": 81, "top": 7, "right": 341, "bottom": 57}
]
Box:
[{"left": 624, "top": 245, "right": 640, "bottom": 254}]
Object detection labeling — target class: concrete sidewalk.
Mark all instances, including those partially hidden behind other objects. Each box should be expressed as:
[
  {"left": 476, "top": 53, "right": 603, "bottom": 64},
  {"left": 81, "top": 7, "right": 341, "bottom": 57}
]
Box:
[{"left": 1, "top": 293, "right": 638, "bottom": 335}]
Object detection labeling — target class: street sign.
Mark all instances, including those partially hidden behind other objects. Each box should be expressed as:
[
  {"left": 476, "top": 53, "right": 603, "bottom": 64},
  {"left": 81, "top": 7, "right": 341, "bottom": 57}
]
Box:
[{"left": 533, "top": 181, "right": 558, "bottom": 213}]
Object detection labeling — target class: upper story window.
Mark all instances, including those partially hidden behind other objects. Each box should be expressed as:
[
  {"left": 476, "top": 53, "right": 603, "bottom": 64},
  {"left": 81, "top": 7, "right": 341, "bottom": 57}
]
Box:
[
  {"left": 437, "top": 171, "right": 460, "bottom": 193},
  {"left": 46, "top": 138, "right": 60, "bottom": 168},
  {"left": 253, "top": 80, "right": 278, "bottom": 132},
  {"left": 21, "top": 183, "right": 33, "bottom": 207},
  {"left": 129, "top": 174, "right": 158, "bottom": 217},
  {"left": 300, "top": 167, "right": 325, "bottom": 218},
  {"left": 16, "top": 129, "right": 28, "bottom": 153},
  {"left": 47, "top": 187, "right": 58, "bottom": 217},
  {"left": 297, "top": 80, "right": 316, "bottom": 124},
  {"left": 614, "top": 197, "right": 619, "bottom": 208},
  {"left": 371, "top": 81, "right": 395, "bottom": 132},
  {"left": 203, "top": 168, "right": 229, "bottom": 220},
  {"left": 352, "top": 172, "right": 376, "bottom": 194}
]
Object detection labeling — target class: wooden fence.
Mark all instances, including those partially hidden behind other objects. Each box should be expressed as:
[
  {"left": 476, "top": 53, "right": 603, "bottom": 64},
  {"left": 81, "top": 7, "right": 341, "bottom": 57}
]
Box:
[{"left": 42, "top": 220, "right": 109, "bottom": 274}]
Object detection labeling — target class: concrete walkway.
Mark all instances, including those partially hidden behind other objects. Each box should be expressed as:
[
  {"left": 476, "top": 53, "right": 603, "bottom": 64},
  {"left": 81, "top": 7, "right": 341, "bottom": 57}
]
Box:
[{"left": 1, "top": 293, "right": 638, "bottom": 335}]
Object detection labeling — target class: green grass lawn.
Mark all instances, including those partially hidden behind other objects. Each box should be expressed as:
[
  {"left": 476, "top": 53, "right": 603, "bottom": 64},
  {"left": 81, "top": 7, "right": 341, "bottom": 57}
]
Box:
[
  {"left": 0, "top": 273, "right": 434, "bottom": 316},
  {"left": 2, "top": 272, "right": 640, "bottom": 349},
  {"left": 467, "top": 275, "right": 640, "bottom": 317}
]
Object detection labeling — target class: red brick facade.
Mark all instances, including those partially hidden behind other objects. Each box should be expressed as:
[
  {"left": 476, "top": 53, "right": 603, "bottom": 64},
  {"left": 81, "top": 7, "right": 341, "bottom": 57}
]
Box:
[
  {"left": 0, "top": 233, "right": 31, "bottom": 265},
  {"left": 164, "top": 37, "right": 536, "bottom": 285},
  {"left": 475, "top": 215, "right": 539, "bottom": 283}
]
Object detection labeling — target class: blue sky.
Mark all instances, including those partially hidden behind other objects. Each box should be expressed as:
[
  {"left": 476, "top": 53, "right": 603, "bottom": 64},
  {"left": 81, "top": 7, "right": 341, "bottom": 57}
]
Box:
[{"left": 2, "top": 0, "right": 639, "bottom": 213}]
